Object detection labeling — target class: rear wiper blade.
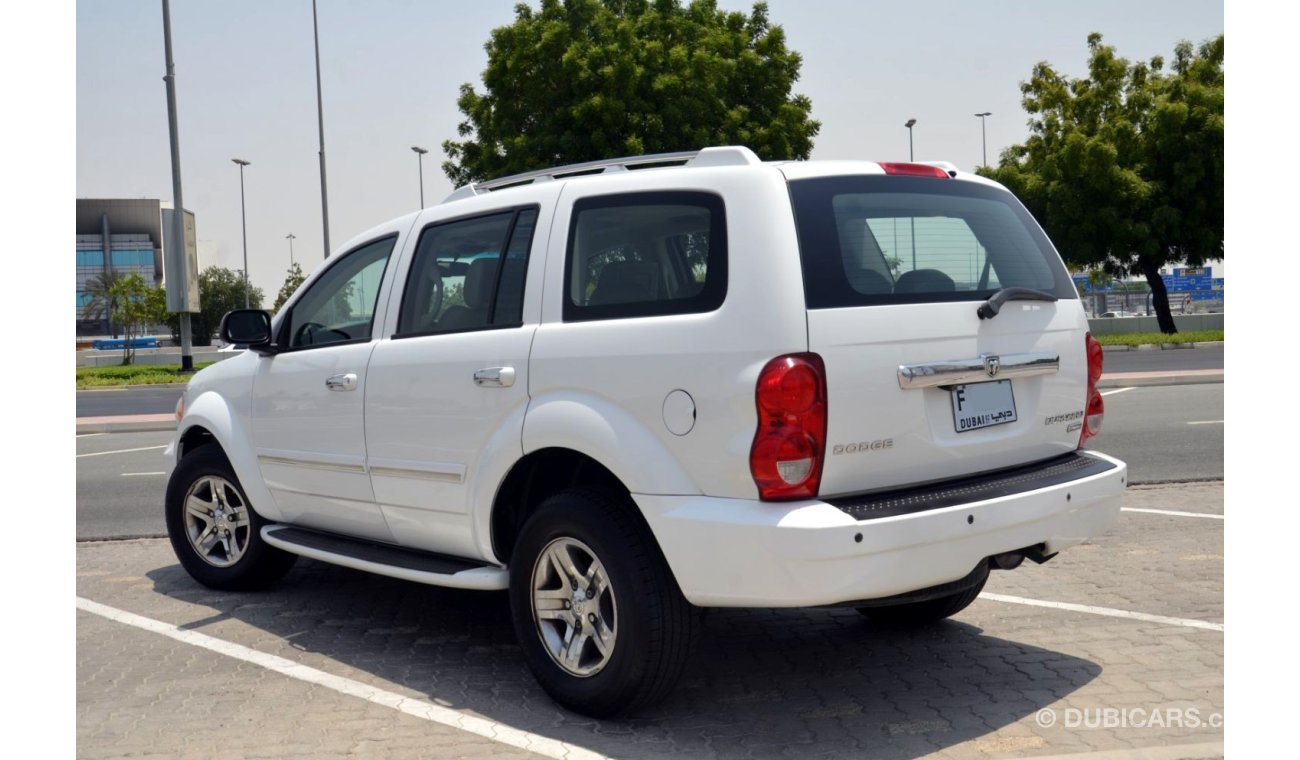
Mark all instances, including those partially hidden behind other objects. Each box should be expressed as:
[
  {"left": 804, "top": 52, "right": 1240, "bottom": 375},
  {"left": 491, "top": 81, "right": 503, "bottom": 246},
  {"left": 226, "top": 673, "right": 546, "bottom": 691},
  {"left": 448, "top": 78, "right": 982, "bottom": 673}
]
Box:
[{"left": 977, "top": 287, "right": 1059, "bottom": 320}]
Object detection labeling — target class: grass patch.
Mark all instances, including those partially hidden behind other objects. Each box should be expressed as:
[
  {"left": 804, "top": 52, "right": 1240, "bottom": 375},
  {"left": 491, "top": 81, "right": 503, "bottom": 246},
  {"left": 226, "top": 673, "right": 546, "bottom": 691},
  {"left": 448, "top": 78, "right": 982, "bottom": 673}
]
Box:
[
  {"left": 1094, "top": 330, "right": 1223, "bottom": 347},
  {"left": 77, "top": 362, "right": 216, "bottom": 388}
]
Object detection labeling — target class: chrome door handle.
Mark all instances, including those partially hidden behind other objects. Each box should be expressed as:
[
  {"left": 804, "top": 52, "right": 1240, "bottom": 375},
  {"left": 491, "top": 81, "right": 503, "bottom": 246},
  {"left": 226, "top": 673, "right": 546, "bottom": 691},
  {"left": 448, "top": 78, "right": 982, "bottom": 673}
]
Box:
[
  {"left": 325, "top": 373, "right": 358, "bottom": 391},
  {"left": 473, "top": 367, "right": 515, "bottom": 388}
]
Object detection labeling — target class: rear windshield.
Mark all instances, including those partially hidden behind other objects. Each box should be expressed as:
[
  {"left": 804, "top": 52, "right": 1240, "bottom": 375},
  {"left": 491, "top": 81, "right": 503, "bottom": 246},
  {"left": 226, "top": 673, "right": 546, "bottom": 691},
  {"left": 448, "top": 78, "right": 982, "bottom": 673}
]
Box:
[{"left": 788, "top": 175, "right": 1077, "bottom": 308}]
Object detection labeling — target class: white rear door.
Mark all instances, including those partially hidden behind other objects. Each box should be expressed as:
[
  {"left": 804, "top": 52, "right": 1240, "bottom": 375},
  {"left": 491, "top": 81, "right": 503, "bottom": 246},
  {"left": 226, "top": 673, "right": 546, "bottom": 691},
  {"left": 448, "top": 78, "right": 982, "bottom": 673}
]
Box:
[{"left": 364, "top": 202, "right": 548, "bottom": 559}]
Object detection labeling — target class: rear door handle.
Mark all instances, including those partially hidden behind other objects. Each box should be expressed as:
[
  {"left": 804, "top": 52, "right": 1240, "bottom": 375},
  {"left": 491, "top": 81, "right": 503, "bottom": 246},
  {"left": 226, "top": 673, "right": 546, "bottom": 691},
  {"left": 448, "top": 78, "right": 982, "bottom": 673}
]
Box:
[
  {"left": 473, "top": 367, "right": 515, "bottom": 388},
  {"left": 325, "top": 373, "right": 358, "bottom": 391}
]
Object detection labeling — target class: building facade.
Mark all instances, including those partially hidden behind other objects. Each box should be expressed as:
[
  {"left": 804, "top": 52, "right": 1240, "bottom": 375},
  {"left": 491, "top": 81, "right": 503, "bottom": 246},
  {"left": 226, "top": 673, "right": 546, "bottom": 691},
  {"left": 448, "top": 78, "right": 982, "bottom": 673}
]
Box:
[{"left": 76, "top": 198, "right": 191, "bottom": 335}]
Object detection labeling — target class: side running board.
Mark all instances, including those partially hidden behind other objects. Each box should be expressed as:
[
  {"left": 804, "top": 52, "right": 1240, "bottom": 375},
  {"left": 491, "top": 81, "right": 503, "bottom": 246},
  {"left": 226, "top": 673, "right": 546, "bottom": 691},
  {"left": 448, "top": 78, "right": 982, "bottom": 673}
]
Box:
[{"left": 262, "top": 526, "right": 508, "bottom": 591}]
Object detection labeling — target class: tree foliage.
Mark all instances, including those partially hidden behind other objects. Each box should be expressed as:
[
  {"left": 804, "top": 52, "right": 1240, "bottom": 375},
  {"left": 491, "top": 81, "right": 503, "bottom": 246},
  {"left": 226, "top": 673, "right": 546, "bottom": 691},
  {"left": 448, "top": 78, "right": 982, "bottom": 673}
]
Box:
[
  {"left": 81, "top": 270, "right": 125, "bottom": 336},
  {"left": 273, "top": 262, "right": 307, "bottom": 313},
  {"left": 442, "top": 0, "right": 820, "bottom": 184},
  {"left": 108, "top": 273, "right": 167, "bottom": 364},
  {"left": 981, "top": 33, "right": 1223, "bottom": 333},
  {"left": 166, "top": 267, "right": 264, "bottom": 346}
]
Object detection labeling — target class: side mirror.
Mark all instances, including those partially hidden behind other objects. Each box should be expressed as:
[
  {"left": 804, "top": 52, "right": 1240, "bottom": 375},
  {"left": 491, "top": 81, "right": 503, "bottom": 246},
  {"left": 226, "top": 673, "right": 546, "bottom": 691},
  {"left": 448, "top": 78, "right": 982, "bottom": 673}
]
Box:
[{"left": 219, "top": 309, "right": 276, "bottom": 353}]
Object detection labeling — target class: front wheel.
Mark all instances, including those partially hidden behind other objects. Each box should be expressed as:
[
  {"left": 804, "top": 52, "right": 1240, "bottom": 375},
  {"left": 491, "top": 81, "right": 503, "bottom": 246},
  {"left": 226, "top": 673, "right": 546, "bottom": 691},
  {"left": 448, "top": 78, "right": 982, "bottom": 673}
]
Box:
[
  {"left": 165, "top": 445, "right": 296, "bottom": 590},
  {"left": 509, "top": 488, "right": 697, "bottom": 717}
]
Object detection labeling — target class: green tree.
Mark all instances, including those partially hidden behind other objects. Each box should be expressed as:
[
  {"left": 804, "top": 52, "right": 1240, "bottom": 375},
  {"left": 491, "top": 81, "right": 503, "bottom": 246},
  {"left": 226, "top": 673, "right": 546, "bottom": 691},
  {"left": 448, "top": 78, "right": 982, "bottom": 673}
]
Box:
[
  {"left": 442, "top": 0, "right": 820, "bottom": 185},
  {"left": 273, "top": 262, "right": 307, "bottom": 313},
  {"left": 982, "top": 33, "right": 1223, "bottom": 334},
  {"left": 81, "top": 270, "right": 125, "bottom": 336},
  {"left": 166, "top": 267, "right": 264, "bottom": 345},
  {"left": 108, "top": 273, "right": 166, "bottom": 365}
]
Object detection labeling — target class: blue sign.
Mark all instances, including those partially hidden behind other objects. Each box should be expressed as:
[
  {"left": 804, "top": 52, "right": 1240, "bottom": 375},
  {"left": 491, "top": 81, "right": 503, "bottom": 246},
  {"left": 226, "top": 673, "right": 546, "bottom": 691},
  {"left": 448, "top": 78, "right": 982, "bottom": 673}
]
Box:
[{"left": 1163, "top": 274, "right": 1212, "bottom": 291}]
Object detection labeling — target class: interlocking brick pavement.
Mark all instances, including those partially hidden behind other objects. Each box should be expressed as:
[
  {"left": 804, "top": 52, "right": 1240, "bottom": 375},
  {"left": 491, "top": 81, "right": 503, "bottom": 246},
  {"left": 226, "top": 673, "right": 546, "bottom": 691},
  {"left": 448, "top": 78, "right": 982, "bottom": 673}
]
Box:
[{"left": 77, "top": 481, "right": 1223, "bottom": 759}]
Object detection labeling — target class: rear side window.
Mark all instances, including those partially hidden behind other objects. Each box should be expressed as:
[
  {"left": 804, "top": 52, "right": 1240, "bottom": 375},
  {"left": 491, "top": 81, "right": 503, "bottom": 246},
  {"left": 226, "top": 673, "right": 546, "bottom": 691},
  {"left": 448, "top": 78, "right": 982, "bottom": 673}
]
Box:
[
  {"left": 396, "top": 207, "right": 538, "bottom": 337},
  {"left": 790, "top": 176, "right": 1077, "bottom": 308},
  {"left": 564, "top": 191, "right": 727, "bottom": 321}
]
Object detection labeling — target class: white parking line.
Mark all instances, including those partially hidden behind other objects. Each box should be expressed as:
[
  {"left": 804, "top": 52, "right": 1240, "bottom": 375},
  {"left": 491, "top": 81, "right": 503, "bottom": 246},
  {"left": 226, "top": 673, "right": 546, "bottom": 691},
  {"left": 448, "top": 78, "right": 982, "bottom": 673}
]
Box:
[
  {"left": 1187, "top": 420, "right": 1224, "bottom": 425},
  {"left": 76, "top": 597, "right": 608, "bottom": 760},
  {"left": 76, "top": 433, "right": 105, "bottom": 439},
  {"left": 1100, "top": 387, "right": 1135, "bottom": 397},
  {"left": 980, "top": 593, "right": 1223, "bottom": 632},
  {"left": 121, "top": 472, "right": 166, "bottom": 477},
  {"left": 1123, "top": 507, "right": 1224, "bottom": 520},
  {"left": 77, "top": 445, "right": 167, "bottom": 459}
]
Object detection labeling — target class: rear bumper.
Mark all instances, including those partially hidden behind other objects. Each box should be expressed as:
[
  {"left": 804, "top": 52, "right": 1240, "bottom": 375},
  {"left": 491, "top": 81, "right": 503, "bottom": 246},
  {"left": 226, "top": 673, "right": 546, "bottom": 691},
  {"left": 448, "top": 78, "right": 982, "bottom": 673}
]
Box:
[{"left": 635, "top": 451, "right": 1126, "bottom": 608}]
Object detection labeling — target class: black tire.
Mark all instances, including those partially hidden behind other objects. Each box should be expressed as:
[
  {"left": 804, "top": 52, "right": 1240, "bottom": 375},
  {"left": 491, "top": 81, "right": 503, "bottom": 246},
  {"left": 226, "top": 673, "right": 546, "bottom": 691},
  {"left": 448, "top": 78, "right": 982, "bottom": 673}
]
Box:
[
  {"left": 857, "top": 568, "right": 988, "bottom": 626},
  {"left": 165, "top": 445, "right": 296, "bottom": 590},
  {"left": 508, "top": 487, "right": 697, "bottom": 717}
]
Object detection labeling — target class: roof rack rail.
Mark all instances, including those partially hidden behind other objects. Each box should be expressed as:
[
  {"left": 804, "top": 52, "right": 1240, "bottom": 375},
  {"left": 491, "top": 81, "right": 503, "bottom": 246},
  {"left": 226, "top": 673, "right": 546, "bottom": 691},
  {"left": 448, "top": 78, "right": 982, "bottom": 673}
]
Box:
[{"left": 442, "top": 146, "right": 760, "bottom": 204}]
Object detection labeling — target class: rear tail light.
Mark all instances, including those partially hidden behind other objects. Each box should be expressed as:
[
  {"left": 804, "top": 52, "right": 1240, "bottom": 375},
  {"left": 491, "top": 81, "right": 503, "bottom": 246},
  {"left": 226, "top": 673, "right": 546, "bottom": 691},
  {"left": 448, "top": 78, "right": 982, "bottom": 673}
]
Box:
[
  {"left": 1079, "top": 333, "right": 1104, "bottom": 447},
  {"left": 878, "top": 162, "right": 951, "bottom": 178},
  {"left": 750, "top": 353, "right": 827, "bottom": 500}
]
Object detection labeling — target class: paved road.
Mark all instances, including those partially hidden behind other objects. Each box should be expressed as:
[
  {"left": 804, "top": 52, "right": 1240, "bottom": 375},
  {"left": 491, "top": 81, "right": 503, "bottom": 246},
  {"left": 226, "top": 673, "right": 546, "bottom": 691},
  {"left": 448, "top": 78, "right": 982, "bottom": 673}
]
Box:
[
  {"left": 77, "top": 482, "right": 1223, "bottom": 758},
  {"left": 77, "top": 430, "right": 173, "bottom": 540},
  {"left": 74, "top": 345, "right": 1223, "bottom": 419},
  {"left": 1103, "top": 344, "right": 1223, "bottom": 374},
  {"left": 77, "top": 385, "right": 184, "bottom": 418},
  {"left": 1085, "top": 384, "right": 1223, "bottom": 483}
]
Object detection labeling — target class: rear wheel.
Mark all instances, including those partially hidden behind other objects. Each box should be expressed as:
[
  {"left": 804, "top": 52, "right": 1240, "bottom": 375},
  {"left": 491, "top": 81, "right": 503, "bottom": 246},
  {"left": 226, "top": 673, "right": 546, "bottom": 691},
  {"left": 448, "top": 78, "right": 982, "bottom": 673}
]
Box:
[
  {"left": 856, "top": 567, "right": 988, "bottom": 626},
  {"left": 508, "top": 488, "right": 696, "bottom": 717},
  {"left": 165, "top": 446, "right": 296, "bottom": 590}
]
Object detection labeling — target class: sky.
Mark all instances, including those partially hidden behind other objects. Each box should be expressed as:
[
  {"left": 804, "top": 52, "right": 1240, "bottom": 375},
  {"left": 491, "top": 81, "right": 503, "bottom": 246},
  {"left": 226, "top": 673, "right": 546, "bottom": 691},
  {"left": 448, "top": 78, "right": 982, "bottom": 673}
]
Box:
[{"left": 75, "top": 0, "right": 1224, "bottom": 298}]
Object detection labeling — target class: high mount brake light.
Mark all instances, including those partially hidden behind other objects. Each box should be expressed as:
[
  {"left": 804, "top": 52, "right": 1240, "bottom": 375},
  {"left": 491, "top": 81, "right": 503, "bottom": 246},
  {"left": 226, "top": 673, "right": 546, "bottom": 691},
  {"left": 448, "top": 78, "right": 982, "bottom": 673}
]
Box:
[
  {"left": 750, "top": 353, "right": 828, "bottom": 500},
  {"left": 878, "top": 162, "right": 951, "bottom": 179},
  {"left": 1079, "top": 333, "right": 1104, "bottom": 447}
]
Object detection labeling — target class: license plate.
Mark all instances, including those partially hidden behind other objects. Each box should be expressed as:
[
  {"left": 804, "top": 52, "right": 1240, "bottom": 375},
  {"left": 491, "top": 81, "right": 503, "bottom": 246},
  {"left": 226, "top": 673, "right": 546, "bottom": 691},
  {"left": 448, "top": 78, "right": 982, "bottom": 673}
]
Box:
[{"left": 951, "top": 380, "right": 1017, "bottom": 433}]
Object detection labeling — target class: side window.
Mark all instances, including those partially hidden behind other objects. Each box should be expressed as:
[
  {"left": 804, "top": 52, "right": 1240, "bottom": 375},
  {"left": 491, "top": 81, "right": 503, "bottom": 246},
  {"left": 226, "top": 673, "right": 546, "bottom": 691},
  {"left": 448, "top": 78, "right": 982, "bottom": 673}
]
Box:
[
  {"left": 564, "top": 191, "right": 726, "bottom": 322},
  {"left": 396, "top": 207, "right": 538, "bottom": 337},
  {"left": 286, "top": 236, "right": 394, "bottom": 348}
]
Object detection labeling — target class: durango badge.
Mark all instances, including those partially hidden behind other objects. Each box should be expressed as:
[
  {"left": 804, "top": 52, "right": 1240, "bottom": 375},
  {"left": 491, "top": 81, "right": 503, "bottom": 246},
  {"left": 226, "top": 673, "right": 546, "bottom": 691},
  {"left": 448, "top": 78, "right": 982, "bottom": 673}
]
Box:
[{"left": 832, "top": 439, "right": 894, "bottom": 455}]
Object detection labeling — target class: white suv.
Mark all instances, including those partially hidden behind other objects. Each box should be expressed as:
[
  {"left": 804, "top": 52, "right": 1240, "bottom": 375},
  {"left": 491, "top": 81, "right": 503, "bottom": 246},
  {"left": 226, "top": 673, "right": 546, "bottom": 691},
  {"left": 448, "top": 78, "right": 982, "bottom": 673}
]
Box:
[{"left": 166, "top": 146, "right": 1126, "bottom": 716}]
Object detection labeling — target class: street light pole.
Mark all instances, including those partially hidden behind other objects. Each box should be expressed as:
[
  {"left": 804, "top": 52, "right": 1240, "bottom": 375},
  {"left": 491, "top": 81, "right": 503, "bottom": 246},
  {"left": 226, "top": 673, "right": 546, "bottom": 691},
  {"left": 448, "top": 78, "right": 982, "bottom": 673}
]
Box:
[
  {"left": 286, "top": 233, "right": 296, "bottom": 267},
  {"left": 904, "top": 118, "right": 917, "bottom": 268},
  {"left": 975, "top": 112, "right": 992, "bottom": 167},
  {"left": 312, "top": 0, "right": 331, "bottom": 260},
  {"left": 233, "top": 158, "right": 251, "bottom": 308},
  {"left": 411, "top": 146, "right": 428, "bottom": 209},
  {"left": 161, "top": 0, "right": 195, "bottom": 372}
]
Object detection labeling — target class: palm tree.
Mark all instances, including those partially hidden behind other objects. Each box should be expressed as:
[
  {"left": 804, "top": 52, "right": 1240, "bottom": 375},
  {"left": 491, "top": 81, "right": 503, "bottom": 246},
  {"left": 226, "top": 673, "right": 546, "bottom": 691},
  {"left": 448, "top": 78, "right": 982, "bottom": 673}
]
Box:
[{"left": 81, "top": 270, "right": 123, "bottom": 337}]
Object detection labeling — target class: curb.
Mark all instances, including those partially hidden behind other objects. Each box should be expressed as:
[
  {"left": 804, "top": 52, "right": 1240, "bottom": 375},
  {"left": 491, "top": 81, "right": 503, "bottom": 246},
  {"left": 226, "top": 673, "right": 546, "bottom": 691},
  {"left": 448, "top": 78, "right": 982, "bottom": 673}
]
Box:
[
  {"left": 77, "top": 421, "right": 178, "bottom": 434},
  {"left": 1102, "top": 341, "right": 1224, "bottom": 352},
  {"left": 1097, "top": 371, "right": 1223, "bottom": 389},
  {"left": 77, "top": 383, "right": 188, "bottom": 392},
  {"left": 77, "top": 414, "right": 177, "bottom": 434}
]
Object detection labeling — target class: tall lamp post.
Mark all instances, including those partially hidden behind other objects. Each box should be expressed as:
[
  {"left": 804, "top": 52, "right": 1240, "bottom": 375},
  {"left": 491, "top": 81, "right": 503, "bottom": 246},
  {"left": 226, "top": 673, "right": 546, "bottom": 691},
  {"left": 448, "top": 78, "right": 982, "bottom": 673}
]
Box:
[
  {"left": 312, "top": 0, "right": 331, "bottom": 259},
  {"left": 411, "top": 146, "right": 428, "bottom": 209},
  {"left": 232, "top": 158, "right": 251, "bottom": 308},
  {"left": 975, "top": 112, "right": 992, "bottom": 167},
  {"left": 905, "top": 118, "right": 916, "bottom": 161},
  {"left": 286, "top": 233, "right": 296, "bottom": 267},
  {"left": 161, "top": 0, "right": 195, "bottom": 371}
]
